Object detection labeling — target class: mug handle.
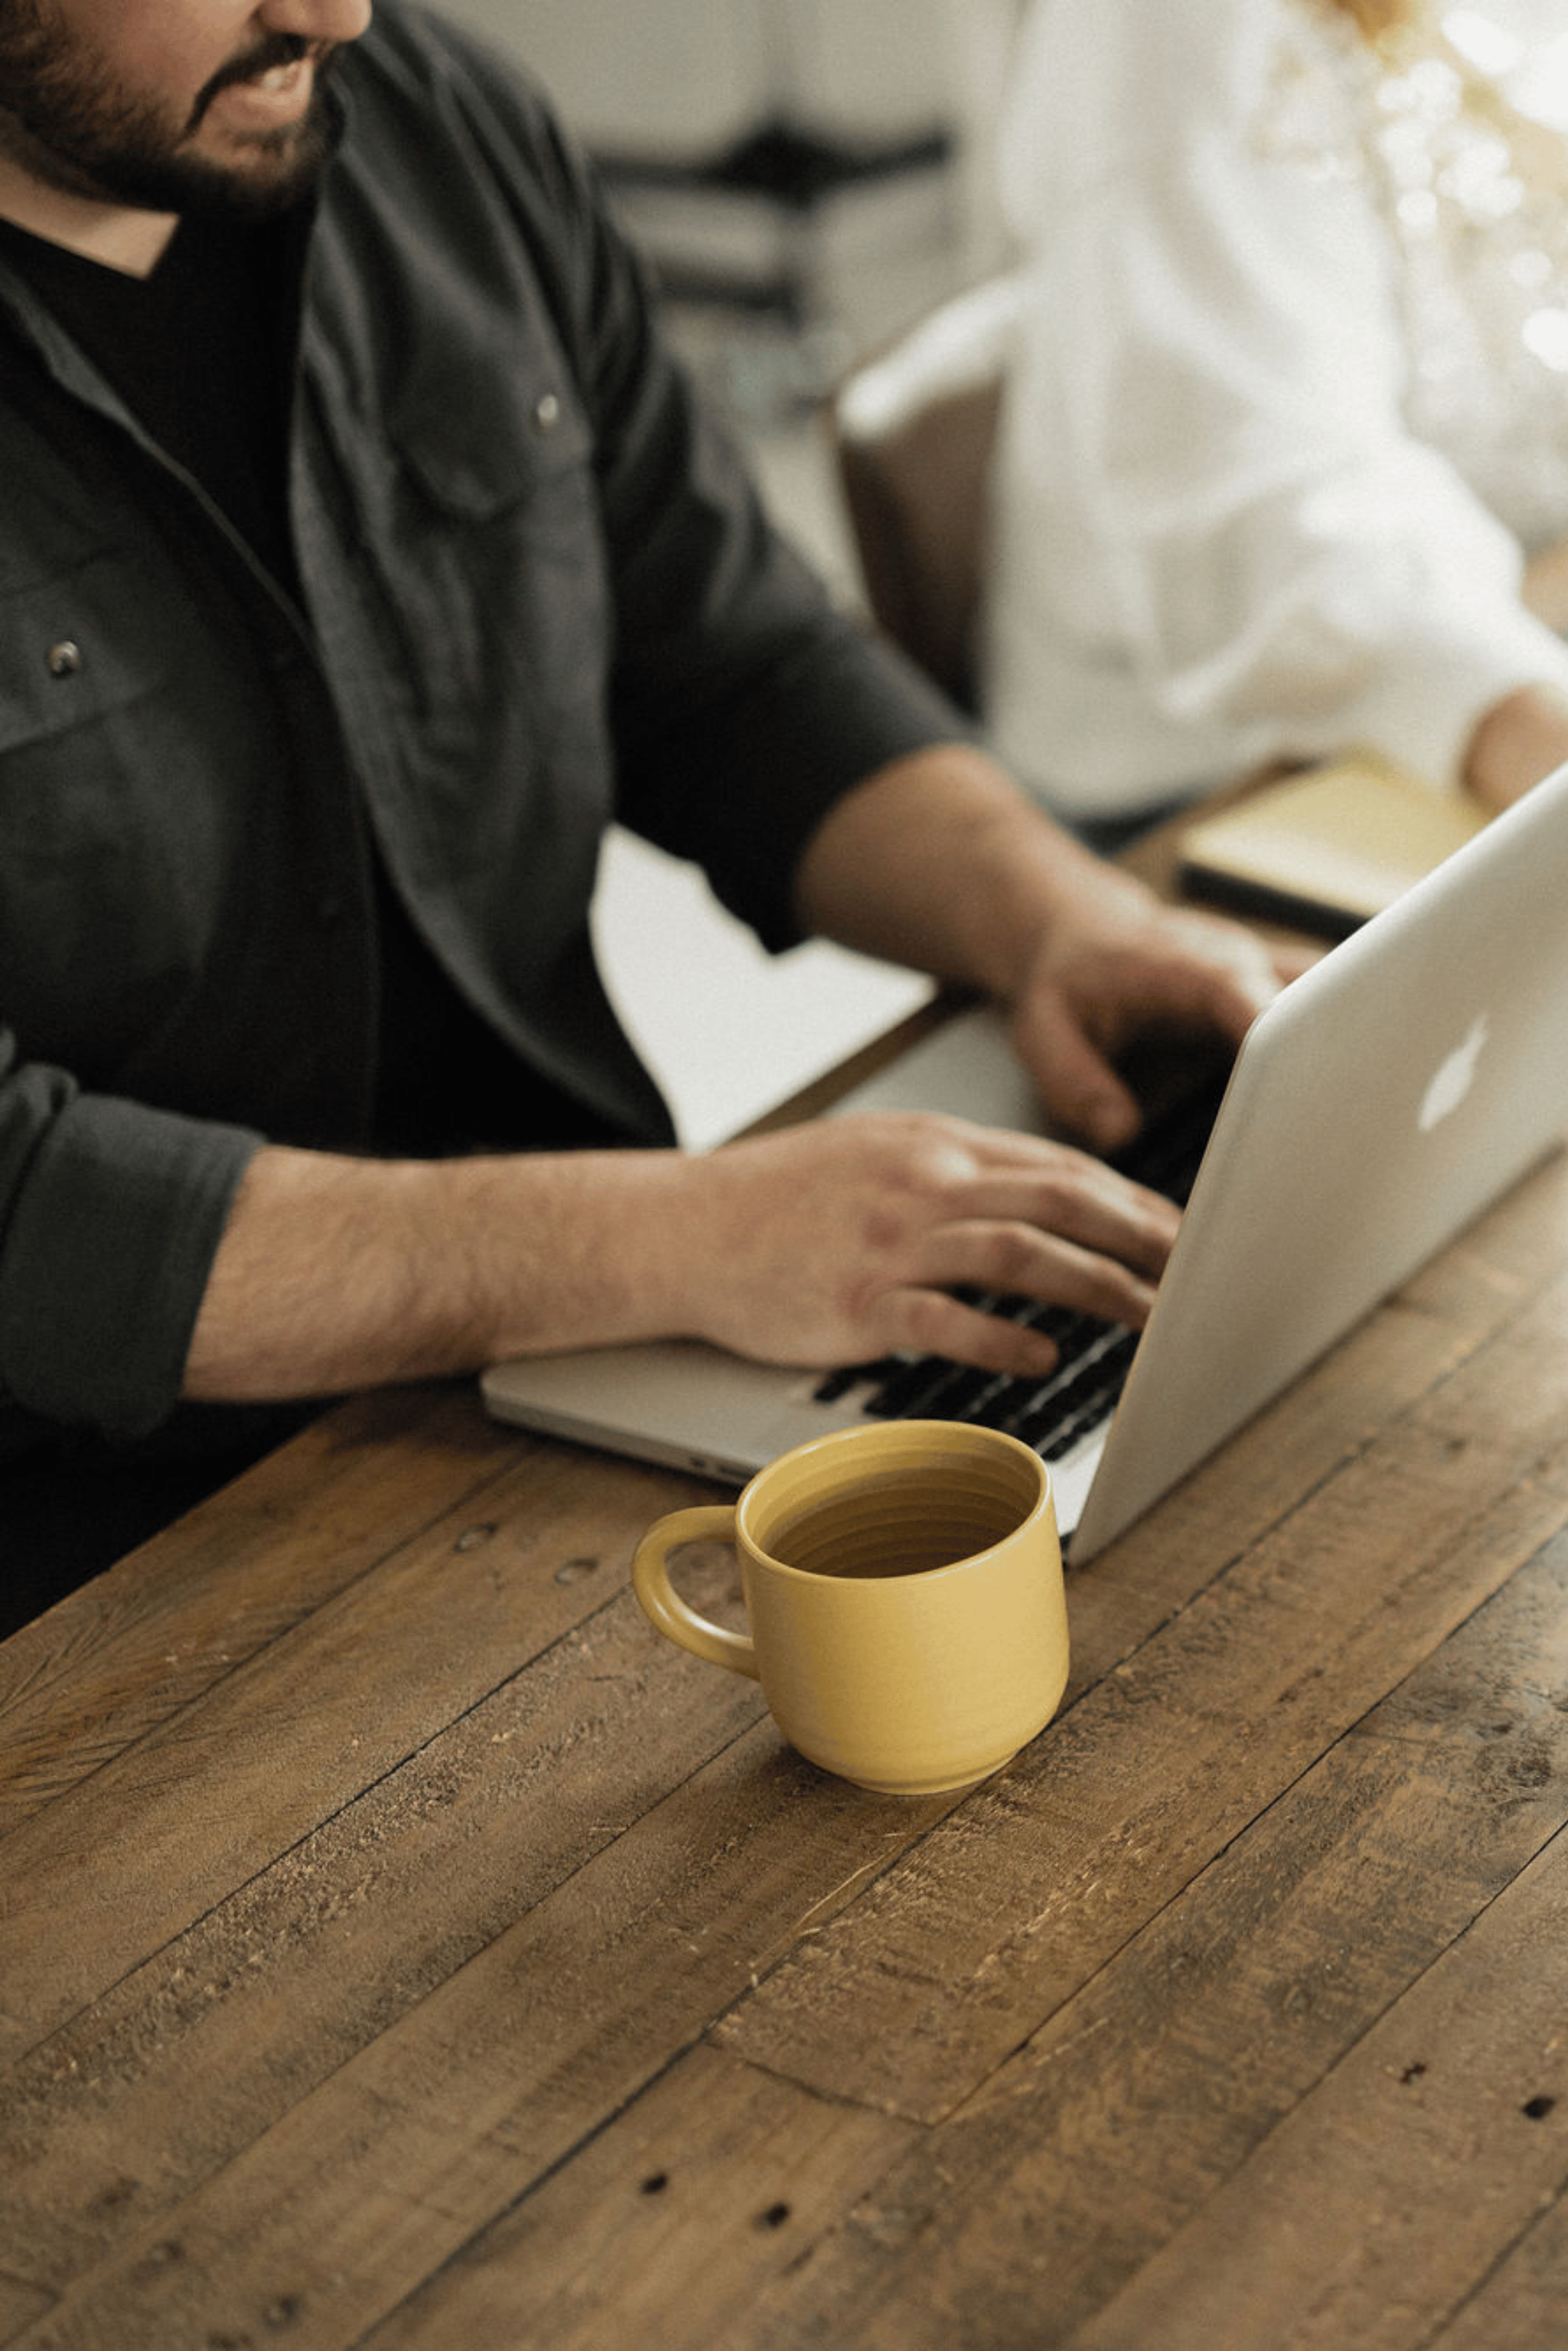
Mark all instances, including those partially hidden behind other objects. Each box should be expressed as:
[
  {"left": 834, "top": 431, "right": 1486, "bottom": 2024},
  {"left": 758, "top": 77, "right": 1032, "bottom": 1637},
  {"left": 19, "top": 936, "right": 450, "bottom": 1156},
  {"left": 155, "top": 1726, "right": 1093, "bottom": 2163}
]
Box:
[{"left": 631, "top": 1505, "right": 760, "bottom": 1681}]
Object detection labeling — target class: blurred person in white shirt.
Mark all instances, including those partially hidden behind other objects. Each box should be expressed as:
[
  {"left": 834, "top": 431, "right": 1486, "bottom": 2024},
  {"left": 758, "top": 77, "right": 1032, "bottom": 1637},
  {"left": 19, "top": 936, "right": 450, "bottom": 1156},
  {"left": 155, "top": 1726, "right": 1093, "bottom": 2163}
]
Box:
[{"left": 983, "top": 0, "right": 1568, "bottom": 844}]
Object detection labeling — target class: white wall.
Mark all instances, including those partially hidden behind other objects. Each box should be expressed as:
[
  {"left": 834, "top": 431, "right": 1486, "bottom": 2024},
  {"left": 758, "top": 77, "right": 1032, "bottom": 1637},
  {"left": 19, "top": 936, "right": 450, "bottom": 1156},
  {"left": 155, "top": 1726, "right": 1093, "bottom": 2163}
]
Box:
[
  {"left": 433, "top": 0, "right": 1023, "bottom": 299},
  {"left": 435, "top": 0, "right": 767, "bottom": 149},
  {"left": 431, "top": 0, "right": 1022, "bottom": 157}
]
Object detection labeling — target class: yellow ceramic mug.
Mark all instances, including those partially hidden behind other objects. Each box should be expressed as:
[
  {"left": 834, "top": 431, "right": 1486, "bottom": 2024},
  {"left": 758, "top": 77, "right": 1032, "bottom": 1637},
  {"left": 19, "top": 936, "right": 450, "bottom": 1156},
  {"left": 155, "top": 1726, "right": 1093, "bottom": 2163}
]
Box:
[{"left": 631, "top": 1420, "right": 1068, "bottom": 1796}]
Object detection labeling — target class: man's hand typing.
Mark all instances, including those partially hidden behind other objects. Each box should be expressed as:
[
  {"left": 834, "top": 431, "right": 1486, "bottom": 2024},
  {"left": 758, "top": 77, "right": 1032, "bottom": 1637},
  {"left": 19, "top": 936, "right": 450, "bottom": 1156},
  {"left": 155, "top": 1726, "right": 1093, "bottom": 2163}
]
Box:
[{"left": 657, "top": 1111, "right": 1179, "bottom": 1375}]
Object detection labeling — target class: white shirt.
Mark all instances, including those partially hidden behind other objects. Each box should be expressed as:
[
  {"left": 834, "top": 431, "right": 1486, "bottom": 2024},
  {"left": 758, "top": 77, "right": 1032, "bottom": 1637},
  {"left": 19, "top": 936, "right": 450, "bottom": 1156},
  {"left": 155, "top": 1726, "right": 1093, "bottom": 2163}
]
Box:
[{"left": 982, "top": 0, "right": 1568, "bottom": 820}]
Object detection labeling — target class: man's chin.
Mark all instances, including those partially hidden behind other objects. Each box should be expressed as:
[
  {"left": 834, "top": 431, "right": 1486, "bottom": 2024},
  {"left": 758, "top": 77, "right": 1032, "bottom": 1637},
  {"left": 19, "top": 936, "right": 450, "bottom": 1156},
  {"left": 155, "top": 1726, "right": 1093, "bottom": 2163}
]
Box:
[
  {"left": 175, "top": 122, "right": 334, "bottom": 217},
  {"left": 95, "top": 103, "right": 335, "bottom": 220},
  {"left": 0, "top": 69, "right": 339, "bottom": 224}
]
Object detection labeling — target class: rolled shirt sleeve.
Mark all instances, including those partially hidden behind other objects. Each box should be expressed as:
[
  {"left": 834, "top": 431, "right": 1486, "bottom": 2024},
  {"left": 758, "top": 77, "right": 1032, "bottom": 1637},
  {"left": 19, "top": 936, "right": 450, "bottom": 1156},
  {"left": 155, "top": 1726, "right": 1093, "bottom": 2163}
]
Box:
[{"left": 0, "top": 1043, "right": 260, "bottom": 1441}]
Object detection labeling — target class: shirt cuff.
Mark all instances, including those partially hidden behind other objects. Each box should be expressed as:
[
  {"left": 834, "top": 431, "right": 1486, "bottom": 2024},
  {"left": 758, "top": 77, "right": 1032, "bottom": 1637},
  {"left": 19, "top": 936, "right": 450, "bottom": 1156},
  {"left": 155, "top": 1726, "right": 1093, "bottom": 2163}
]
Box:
[
  {"left": 1329, "top": 606, "right": 1568, "bottom": 794},
  {"left": 0, "top": 1092, "right": 263, "bottom": 1442}
]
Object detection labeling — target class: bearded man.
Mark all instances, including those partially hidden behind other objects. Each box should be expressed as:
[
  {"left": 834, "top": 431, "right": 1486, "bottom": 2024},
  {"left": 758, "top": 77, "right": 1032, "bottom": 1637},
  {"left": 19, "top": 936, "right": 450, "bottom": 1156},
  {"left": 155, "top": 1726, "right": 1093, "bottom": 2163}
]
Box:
[{"left": 0, "top": 2, "right": 1291, "bottom": 1609}]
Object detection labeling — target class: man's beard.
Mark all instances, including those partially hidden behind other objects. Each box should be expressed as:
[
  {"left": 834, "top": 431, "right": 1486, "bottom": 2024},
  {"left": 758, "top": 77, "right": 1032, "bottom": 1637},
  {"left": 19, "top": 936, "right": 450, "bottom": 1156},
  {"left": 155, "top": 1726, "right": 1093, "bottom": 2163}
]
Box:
[{"left": 0, "top": 9, "right": 343, "bottom": 220}]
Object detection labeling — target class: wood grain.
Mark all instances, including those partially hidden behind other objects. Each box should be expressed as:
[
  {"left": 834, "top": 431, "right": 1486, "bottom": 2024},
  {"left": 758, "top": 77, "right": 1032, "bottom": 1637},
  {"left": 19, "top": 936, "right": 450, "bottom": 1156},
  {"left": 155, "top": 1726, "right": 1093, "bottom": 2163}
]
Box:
[{"left": 0, "top": 1386, "right": 525, "bottom": 1834}]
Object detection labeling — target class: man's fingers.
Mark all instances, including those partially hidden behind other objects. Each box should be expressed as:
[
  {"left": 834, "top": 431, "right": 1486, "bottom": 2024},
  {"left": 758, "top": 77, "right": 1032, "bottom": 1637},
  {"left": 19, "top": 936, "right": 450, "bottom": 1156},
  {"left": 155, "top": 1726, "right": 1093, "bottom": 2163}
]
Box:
[
  {"left": 878, "top": 1287, "right": 1063, "bottom": 1379},
  {"left": 1005, "top": 895, "right": 1317, "bottom": 1152},
  {"left": 1007, "top": 998, "right": 1142, "bottom": 1151},
  {"left": 687, "top": 1107, "right": 1185, "bottom": 1375},
  {"left": 929, "top": 1169, "right": 1180, "bottom": 1276},
  {"left": 863, "top": 1122, "right": 1181, "bottom": 1286},
  {"left": 899, "top": 1221, "right": 1161, "bottom": 1332},
  {"left": 875, "top": 1255, "right": 1154, "bottom": 1380},
  {"left": 1149, "top": 916, "right": 1305, "bottom": 1043}
]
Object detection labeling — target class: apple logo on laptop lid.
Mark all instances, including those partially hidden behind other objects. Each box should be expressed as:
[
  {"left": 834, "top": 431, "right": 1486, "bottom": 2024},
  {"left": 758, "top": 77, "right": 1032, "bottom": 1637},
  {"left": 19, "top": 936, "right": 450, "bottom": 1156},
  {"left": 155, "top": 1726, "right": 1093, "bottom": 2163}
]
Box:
[{"left": 1419, "top": 1013, "right": 1490, "bottom": 1134}]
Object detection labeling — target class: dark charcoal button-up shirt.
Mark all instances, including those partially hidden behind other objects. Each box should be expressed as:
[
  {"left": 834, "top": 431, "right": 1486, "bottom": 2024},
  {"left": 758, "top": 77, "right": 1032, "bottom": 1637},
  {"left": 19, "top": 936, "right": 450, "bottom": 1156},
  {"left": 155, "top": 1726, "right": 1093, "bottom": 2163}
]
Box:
[{"left": 0, "top": 2, "right": 965, "bottom": 1454}]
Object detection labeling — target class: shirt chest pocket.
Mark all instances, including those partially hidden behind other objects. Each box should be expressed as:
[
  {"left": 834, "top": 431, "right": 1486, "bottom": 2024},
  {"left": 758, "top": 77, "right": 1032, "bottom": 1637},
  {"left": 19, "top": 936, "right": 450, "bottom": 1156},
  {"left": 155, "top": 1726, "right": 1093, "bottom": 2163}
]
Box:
[
  {"left": 0, "top": 544, "right": 240, "bottom": 1073},
  {"left": 0, "top": 547, "right": 172, "bottom": 772},
  {"left": 353, "top": 365, "right": 610, "bottom": 733},
  {"left": 394, "top": 364, "right": 593, "bottom": 524}
]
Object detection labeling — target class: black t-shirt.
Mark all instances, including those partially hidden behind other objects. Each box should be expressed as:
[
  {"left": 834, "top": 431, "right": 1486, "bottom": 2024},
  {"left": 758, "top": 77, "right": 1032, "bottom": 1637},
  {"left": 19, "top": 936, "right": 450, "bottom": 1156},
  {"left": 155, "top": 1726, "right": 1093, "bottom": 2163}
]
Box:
[
  {"left": 0, "top": 209, "right": 300, "bottom": 586},
  {"left": 0, "top": 211, "right": 627, "bottom": 1155}
]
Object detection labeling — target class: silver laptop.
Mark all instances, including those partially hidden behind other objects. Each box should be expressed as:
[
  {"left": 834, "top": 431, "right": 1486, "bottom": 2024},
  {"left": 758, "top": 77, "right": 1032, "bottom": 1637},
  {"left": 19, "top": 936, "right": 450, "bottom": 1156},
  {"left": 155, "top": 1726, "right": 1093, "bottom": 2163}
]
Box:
[{"left": 484, "top": 762, "right": 1568, "bottom": 1562}]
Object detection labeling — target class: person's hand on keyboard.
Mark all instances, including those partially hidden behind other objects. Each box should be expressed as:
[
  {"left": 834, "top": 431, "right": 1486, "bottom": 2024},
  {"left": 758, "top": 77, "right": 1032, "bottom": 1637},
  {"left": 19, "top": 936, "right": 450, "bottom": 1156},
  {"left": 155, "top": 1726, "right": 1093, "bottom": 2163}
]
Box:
[
  {"left": 792, "top": 744, "right": 1313, "bottom": 1161},
  {"left": 658, "top": 1111, "right": 1179, "bottom": 1379},
  {"left": 1004, "top": 860, "right": 1305, "bottom": 1154}
]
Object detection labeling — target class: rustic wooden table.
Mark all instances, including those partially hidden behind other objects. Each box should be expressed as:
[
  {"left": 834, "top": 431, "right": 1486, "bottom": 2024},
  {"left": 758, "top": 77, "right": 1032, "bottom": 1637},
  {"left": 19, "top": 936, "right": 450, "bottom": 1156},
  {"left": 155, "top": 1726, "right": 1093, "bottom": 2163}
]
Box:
[{"left": 6, "top": 871, "right": 1568, "bottom": 2347}]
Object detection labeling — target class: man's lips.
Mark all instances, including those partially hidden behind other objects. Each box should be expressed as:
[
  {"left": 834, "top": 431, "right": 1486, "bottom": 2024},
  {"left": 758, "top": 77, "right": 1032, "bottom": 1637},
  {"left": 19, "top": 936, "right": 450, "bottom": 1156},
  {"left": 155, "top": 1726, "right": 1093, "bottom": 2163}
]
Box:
[{"left": 188, "top": 39, "right": 325, "bottom": 133}]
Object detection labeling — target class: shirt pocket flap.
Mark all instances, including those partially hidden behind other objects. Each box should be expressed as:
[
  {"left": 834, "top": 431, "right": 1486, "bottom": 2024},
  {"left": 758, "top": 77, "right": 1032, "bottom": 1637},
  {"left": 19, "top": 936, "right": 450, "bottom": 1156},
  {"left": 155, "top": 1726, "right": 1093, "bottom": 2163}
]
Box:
[
  {"left": 390, "top": 368, "right": 591, "bottom": 523},
  {"left": 0, "top": 550, "right": 168, "bottom": 755}
]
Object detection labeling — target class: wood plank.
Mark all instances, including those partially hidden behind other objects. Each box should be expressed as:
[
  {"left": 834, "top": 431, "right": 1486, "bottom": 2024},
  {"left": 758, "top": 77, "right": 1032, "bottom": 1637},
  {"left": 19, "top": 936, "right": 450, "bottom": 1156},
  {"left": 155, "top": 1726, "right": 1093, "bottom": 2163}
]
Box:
[
  {"left": 8, "top": 2048, "right": 906, "bottom": 2351},
  {"left": 21, "top": 1436, "right": 1560, "bottom": 2348},
  {"left": 0, "top": 1386, "right": 527, "bottom": 1834},
  {"left": 284, "top": 1526, "right": 1568, "bottom": 2351},
  {"left": 1423, "top": 2190, "right": 1568, "bottom": 2349},
  {"left": 0, "top": 1438, "right": 721, "bottom": 2046},
  {"left": 714, "top": 1265, "right": 1568, "bottom": 2121},
  {"left": 1062, "top": 1785, "right": 1568, "bottom": 2347},
  {"left": 0, "top": 1501, "right": 955, "bottom": 2307},
  {"left": 364, "top": 2046, "right": 913, "bottom": 2351},
  {"left": 688, "top": 1530, "right": 1568, "bottom": 2351},
  {"left": 0, "top": 2278, "right": 53, "bottom": 2349},
  {"left": 1, "top": 1716, "right": 939, "bottom": 2344}
]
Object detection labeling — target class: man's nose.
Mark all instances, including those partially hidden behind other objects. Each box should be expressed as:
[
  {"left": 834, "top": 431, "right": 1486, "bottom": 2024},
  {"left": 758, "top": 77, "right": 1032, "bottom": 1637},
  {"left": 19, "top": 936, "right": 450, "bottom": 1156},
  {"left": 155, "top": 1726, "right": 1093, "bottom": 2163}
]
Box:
[{"left": 255, "top": 0, "right": 374, "bottom": 46}]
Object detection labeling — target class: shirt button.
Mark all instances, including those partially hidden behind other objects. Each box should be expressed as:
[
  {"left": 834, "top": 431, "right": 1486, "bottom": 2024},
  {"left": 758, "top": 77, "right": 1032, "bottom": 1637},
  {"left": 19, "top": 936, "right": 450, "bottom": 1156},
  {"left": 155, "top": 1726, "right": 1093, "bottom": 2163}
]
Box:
[
  {"left": 534, "top": 391, "right": 561, "bottom": 433},
  {"left": 47, "top": 640, "right": 83, "bottom": 678}
]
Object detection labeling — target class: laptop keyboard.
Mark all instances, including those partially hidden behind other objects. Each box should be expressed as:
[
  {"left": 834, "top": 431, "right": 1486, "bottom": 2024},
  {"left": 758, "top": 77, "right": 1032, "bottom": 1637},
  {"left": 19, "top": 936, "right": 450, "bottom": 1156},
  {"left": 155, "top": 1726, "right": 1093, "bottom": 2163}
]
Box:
[{"left": 811, "top": 1038, "right": 1233, "bottom": 1461}]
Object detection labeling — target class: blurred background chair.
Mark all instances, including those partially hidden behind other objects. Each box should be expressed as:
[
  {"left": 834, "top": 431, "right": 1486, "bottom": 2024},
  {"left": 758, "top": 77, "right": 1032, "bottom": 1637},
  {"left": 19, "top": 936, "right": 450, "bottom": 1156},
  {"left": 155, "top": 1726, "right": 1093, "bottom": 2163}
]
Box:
[{"left": 830, "top": 273, "right": 1024, "bottom": 710}]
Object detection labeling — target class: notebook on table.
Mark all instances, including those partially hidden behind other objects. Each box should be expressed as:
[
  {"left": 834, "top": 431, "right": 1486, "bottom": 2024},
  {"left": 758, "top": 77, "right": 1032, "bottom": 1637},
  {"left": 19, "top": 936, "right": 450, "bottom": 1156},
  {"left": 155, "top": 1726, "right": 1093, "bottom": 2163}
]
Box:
[
  {"left": 1178, "top": 753, "right": 1489, "bottom": 939},
  {"left": 482, "top": 762, "right": 1568, "bottom": 1564}
]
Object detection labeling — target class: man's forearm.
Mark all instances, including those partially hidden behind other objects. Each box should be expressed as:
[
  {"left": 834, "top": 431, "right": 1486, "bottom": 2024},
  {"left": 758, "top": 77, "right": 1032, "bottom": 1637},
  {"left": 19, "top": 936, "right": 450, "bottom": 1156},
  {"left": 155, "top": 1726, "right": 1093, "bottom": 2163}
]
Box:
[
  {"left": 791, "top": 742, "right": 1142, "bottom": 1004},
  {"left": 181, "top": 1143, "right": 694, "bottom": 1402}
]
